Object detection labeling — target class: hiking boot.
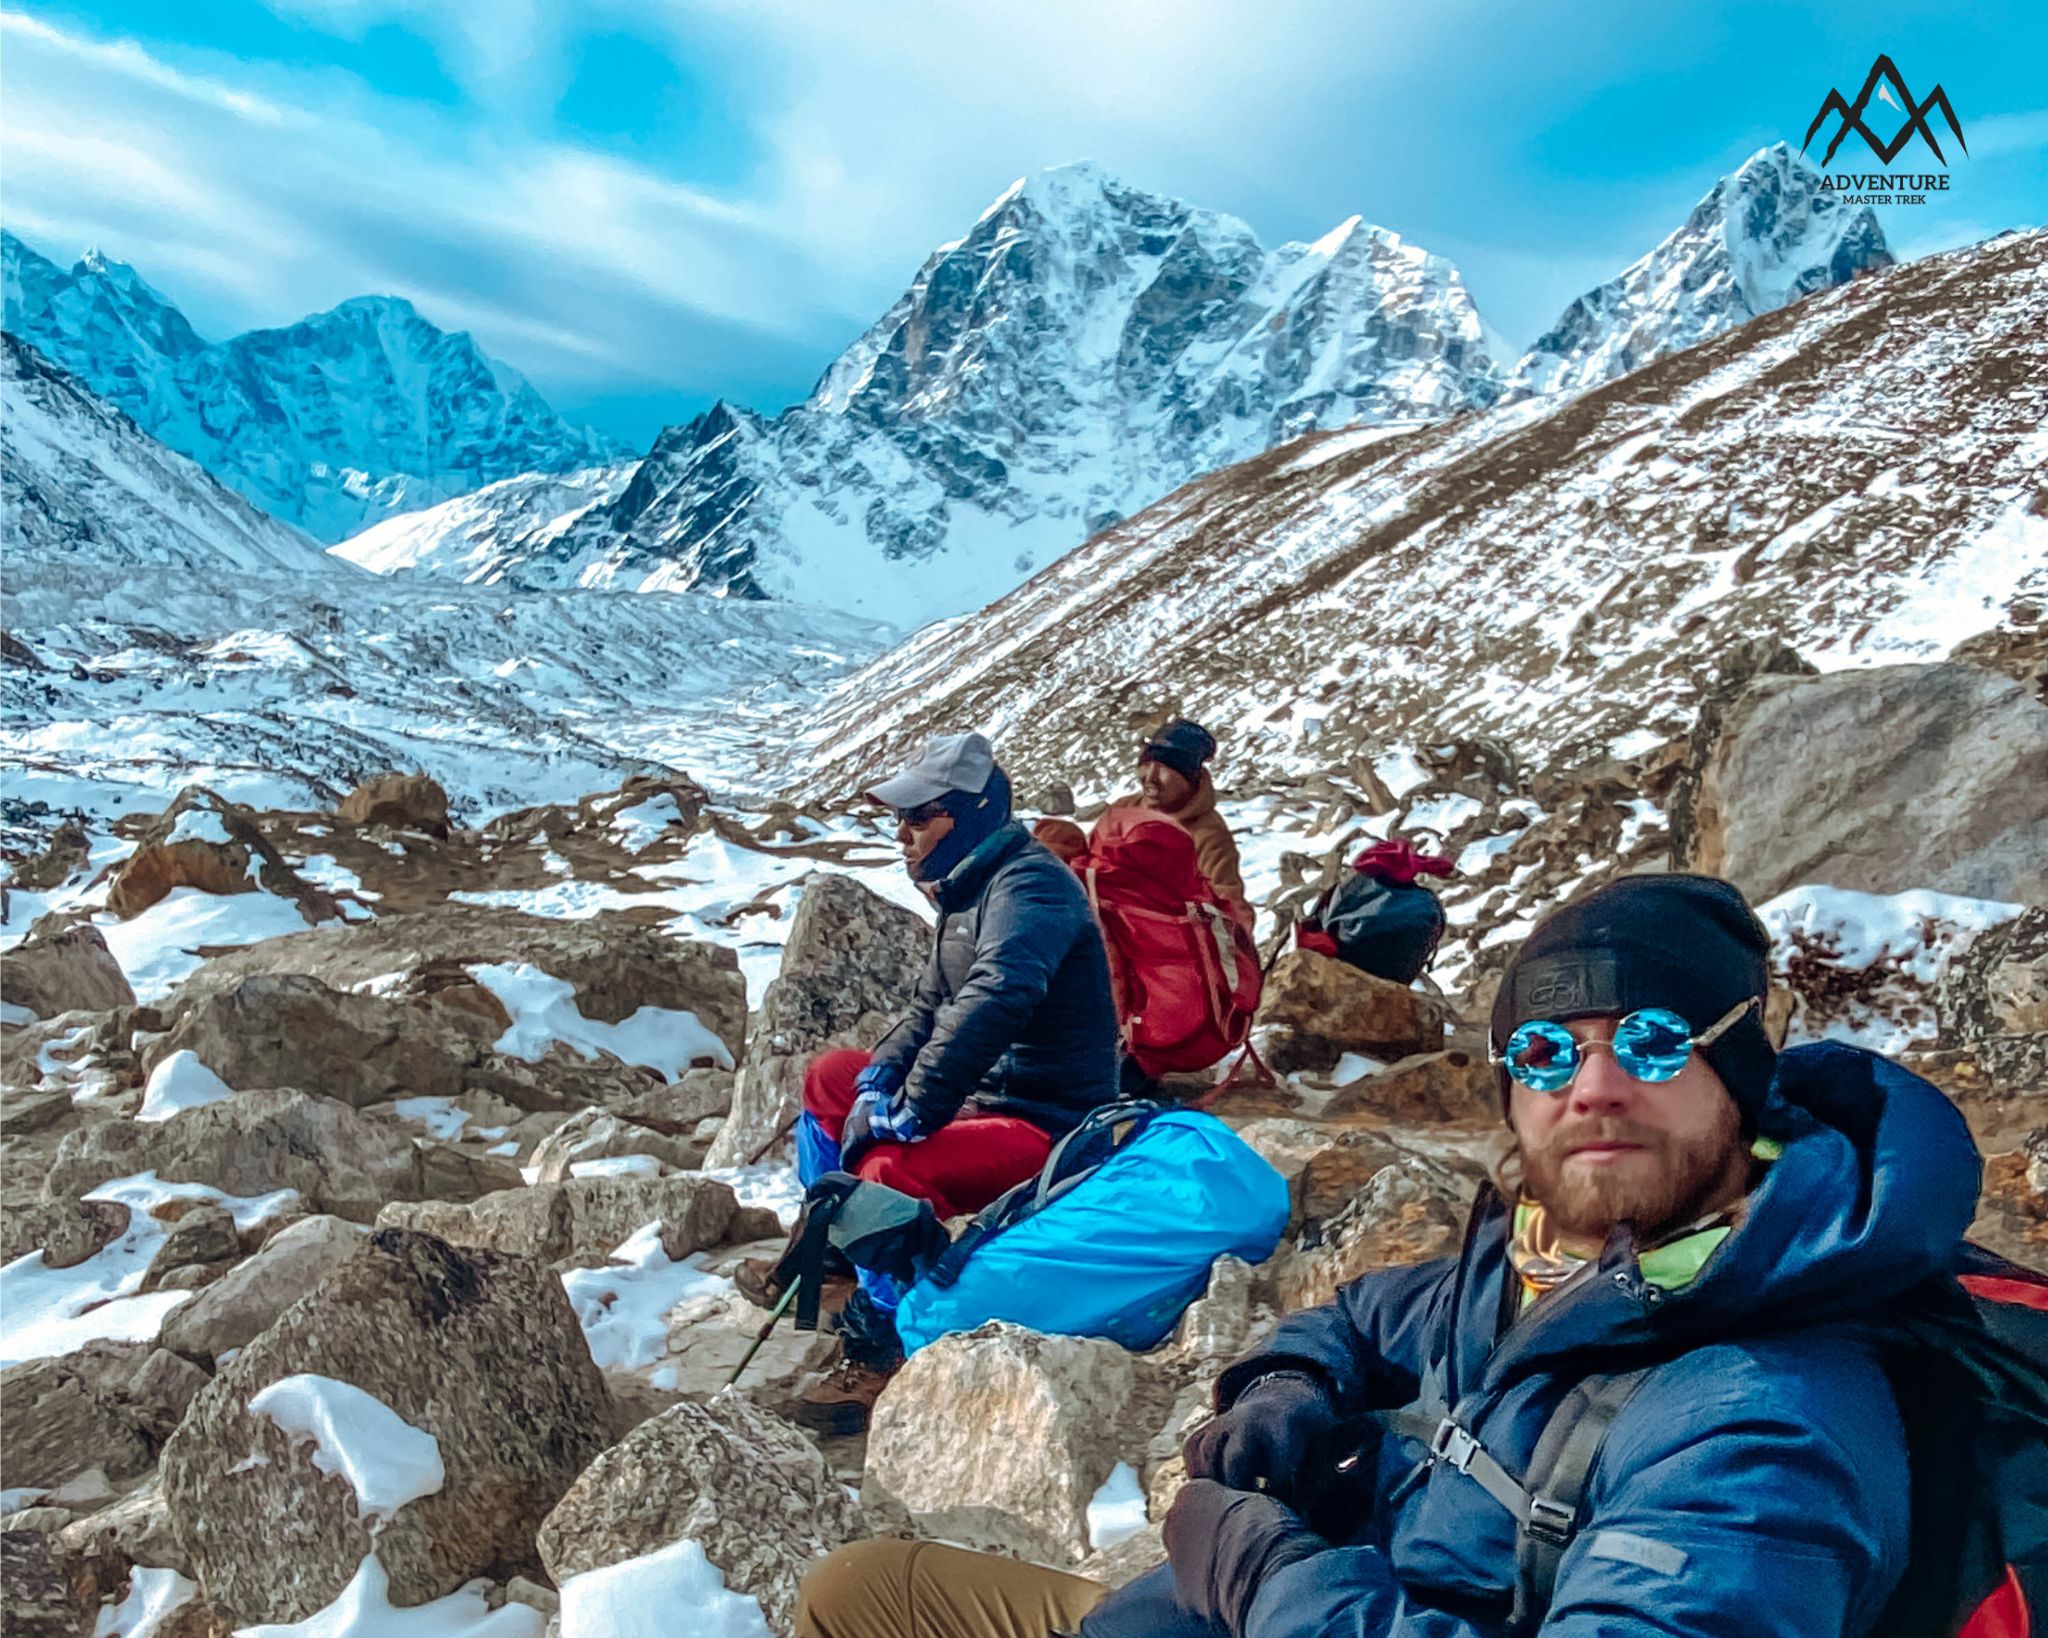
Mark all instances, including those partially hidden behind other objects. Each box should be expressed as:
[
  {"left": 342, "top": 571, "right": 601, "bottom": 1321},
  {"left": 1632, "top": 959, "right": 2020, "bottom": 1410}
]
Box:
[
  {"left": 792, "top": 1359, "right": 896, "bottom": 1436},
  {"left": 733, "top": 1257, "right": 856, "bottom": 1319}
]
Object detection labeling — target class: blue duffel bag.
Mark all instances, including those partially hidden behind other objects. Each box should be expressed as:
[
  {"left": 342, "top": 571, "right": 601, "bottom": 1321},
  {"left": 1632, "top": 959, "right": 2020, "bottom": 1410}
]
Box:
[{"left": 893, "top": 1101, "right": 1290, "bottom": 1355}]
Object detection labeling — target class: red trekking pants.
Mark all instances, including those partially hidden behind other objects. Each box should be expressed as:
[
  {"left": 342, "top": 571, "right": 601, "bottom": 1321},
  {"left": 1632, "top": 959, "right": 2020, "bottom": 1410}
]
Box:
[{"left": 802, "top": 1048, "right": 1053, "bottom": 1221}]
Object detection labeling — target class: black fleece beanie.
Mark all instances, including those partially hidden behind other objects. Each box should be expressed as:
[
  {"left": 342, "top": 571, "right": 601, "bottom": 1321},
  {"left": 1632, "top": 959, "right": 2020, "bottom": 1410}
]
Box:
[
  {"left": 1140, "top": 719, "right": 1218, "bottom": 784},
  {"left": 1490, "top": 873, "right": 1777, "bottom": 1124}
]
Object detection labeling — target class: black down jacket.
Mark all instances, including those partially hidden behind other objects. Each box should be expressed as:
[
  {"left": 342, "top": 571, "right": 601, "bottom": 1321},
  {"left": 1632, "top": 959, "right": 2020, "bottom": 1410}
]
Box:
[{"left": 866, "top": 823, "right": 1120, "bottom": 1137}]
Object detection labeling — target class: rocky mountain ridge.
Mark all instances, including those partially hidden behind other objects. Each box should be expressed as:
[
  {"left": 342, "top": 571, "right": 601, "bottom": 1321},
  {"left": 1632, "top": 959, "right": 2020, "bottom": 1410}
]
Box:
[
  {"left": 2, "top": 233, "right": 620, "bottom": 543},
  {"left": 336, "top": 149, "right": 1889, "bottom": 625},
  {"left": 805, "top": 227, "right": 2044, "bottom": 799}
]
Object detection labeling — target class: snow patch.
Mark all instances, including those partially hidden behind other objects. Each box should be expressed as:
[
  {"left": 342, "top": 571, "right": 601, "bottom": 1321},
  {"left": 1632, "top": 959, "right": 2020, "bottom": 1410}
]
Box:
[
  {"left": 469, "top": 961, "right": 733, "bottom": 1076},
  {"left": 248, "top": 1374, "right": 445, "bottom": 1524},
  {"left": 1087, "top": 1462, "right": 1148, "bottom": 1550},
  {"left": 391, "top": 1097, "right": 471, "bottom": 1141},
  {"left": 557, "top": 1536, "right": 770, "bottom": 1638},
  {"left": 559, "top": 1222, "right": 731, "bottom": 1372},
  {"left": 137, "top": 1050, "right": 234, "bottom": 1122},
  {"left": 235, "top": 1553, "right": 544, "bottom": 1638},
  {"left": 96, "top": 887, "right": 315, "bottom": 1004},
  {"left": 92, "top": 1565, "right": 198, "bottom": 1637},
  {"left": 0, "top": 1172, "right": 298, "bottom": 1367}
]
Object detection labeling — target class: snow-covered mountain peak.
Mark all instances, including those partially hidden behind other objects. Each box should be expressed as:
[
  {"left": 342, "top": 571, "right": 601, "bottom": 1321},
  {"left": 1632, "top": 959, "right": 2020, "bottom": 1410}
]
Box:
[
  {"left": 3, "top": 232, "right": 621, "bottom": 542},
  {"left": 1504, "top": 144, "right": 1890, "bottom": 400},
  {"left": 406, "top": 160, "right": 1499, "bottom": 624}
]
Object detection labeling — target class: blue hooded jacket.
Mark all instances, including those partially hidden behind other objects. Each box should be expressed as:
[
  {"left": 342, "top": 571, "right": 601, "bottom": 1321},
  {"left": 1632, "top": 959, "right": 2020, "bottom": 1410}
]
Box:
[{"left": 1091, "top": 1043, "right": 1983, "bottom": 1638}]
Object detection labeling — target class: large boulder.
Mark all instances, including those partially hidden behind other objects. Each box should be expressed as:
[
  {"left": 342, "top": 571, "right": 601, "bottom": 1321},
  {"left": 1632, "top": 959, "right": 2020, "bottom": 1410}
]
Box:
[
  {"left": 104, "top": 787, "right": 324, "bottom": 922},
  {"left": 376, "top": 1175, "right": 776, "bottom": 1264},
  {"left": 1676, "top": 662, "right": 2048, "bottom": 904},
  {"left": 168, "top": 905, "right": 746, "bottom": 1077},
  {"left": 0, "top": 921, "right": 135, "bottom": 1023},
  {"left": 159, "top": 1216, "right": 366, "bottom": 1362},
  {"left": 337, "top": 772, "right": 451, "bottom": 838},
  {"left": 1254, "top": 951, "right": 1447, "bottom": 1075},
  {"left": 143, "top": 974, "right": 483, "bottom": 1109},
  {"left": 160, "top": 1229, "right": 614, "bottom": 1627},
  {"left": 46, "top": 1090, "right": 519, "bottom": 1223},
  {"left": 708, "top": 873, "right": 929, "bottom": 1168},
  {"left": 537, "top": 1391, "right": 861, "bottom": 1633},
  {"left": 862, "top": 1324, "right": 1169, "bottom": 1567},
  {"left": 0, "top": 1342, "right": 208, "bottom": 1493}
]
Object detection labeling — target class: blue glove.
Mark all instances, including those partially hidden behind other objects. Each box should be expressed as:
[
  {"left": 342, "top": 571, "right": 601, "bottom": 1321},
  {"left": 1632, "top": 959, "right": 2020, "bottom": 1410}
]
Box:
[{"left": 853, "top": 1063, "right": 903, "bottom": 1101}]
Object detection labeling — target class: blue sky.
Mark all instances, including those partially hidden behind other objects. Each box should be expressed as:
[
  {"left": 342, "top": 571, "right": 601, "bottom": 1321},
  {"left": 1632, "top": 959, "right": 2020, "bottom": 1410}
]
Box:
[{"left": 3, "top": 1, "right": 2042, "bottom": 446}]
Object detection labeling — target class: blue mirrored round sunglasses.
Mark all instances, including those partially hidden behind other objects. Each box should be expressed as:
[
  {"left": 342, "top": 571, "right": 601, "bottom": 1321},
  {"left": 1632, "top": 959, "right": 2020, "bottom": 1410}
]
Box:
[{"left": 1496, "top": 998, "right": 1758, "bottom": 1094}]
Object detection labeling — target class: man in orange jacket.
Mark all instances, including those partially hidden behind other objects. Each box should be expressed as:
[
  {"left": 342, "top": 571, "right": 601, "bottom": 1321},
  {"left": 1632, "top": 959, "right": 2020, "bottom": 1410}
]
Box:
[{"left": 1109, "top": 719, "right": 1249, "bottom": 927}]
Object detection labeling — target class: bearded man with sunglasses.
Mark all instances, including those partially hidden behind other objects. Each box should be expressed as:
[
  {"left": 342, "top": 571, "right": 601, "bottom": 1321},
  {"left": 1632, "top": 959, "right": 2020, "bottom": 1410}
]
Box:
[{"left": 797, "top": 872, "right": 1984, "bottom": 1638}]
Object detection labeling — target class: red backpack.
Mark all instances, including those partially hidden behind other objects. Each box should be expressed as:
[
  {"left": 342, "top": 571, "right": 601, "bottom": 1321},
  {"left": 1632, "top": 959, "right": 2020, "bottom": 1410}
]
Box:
[{"left": 1070, "top": 807, "right": 1262, "bottom": 1078}]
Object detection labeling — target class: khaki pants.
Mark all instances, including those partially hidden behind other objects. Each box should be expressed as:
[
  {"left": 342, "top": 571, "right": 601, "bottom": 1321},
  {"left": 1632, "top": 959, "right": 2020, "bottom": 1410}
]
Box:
[{"left": 794, "top": 1539, "right": 1109, "bottom": 1638}]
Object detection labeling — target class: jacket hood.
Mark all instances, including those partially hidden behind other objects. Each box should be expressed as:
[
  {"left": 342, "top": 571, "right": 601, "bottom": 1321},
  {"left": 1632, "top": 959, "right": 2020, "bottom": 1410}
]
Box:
[
  {"left": 929, "top": 822, "right": 1032, "bottom": 913},
  {"left": 1486, "top": 1042, "right": 1981, "bottom": 1382}
]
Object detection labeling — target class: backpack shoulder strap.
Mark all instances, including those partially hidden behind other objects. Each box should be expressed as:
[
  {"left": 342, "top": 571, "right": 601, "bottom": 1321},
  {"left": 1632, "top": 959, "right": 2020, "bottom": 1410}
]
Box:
[{"left": 1423, "top": 1367, "right": 1656, "bottom": 1635}]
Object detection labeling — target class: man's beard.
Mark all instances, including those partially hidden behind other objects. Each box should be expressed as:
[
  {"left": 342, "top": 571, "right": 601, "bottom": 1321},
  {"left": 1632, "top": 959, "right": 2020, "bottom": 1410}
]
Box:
[{"left": 1519, "top": 1099, "right": 1746, "bottom": 1245}]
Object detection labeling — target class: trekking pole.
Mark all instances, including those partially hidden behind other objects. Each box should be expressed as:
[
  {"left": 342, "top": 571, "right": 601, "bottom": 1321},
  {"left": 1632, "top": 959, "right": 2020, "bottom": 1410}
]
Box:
[
  {"left": 743, "top": 1107, "right": 801, "bottom": 1168},
  {"left": 726, "top": 1275, "right": 801, "bottom": 1389}
]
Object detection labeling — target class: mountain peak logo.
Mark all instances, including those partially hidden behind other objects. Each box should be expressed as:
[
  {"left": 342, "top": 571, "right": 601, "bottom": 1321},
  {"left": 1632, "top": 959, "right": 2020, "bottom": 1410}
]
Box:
[{"left": 1803, "top": 55, "right": 1968, "bottom": 167}]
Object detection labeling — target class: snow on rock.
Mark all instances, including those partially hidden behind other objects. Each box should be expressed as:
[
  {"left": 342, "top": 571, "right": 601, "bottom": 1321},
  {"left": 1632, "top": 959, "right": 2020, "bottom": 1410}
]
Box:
[
  {"left": 470, "top": 961, "right": 735, "bottom": 1075},
  {"left": 91, "top": 1565, "right": 199, "bottom": 1637},
  {"left": 1, "top": 1000, "right": 36, "bottom": 1027},
  {"left": 559, "top": 1222, "right": 731, "bottom": 1373},
  {"left": 96, "top": 887, "right": 317, "bottom": 1005},
  {"left": 0, "top": 1172, "right": 298, "bottom": 1367},
  {"left": 137, "top": 1049, "right": 235, "bottom": 1122},
  {"left": 692, "top": 1164, "right": 805, "bottom": 1229},
  {"left": 390, "top": 1097, "right": 471, "bottom": 1142},
  {"left": 247, "top": 1374, "right": 446, "bottom": 1525},
  {"left": 234, "top": 1553, "right": 545, "bottom": 1638},
  {"left": 568, "top": 1155, "right": 664, "bottom": 1180},
  {"left": 557, "top": 1536, "right": 770, "bottom": 1638},
  {"left": 1086, "top": 1461, "right": 1149, "bottom": 1551},
  {"left": 608, "top": 794, "right": 685, "bottom": 853},
  {"left": 1761, "top": 884, "right": 2027, "bottom": 1055}
]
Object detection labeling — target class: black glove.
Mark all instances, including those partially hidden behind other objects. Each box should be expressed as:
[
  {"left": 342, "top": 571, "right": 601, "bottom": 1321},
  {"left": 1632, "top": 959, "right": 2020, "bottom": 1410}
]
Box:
[
  {"left": 1182, "top": 1371, "right": 1344, "bottom": 1510},
  {"left": 1164, "top": 1478, "right": 1323, "bottom": 1637},
  {"left": 838, "top": 1094, "right": 880, "bottom": 1172}
]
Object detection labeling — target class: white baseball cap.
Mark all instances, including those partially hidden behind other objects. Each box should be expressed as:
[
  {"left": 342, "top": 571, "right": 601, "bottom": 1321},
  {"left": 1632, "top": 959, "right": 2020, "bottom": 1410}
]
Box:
[{"left": 864, "top": 731, "right": 997, "bottom": 809}]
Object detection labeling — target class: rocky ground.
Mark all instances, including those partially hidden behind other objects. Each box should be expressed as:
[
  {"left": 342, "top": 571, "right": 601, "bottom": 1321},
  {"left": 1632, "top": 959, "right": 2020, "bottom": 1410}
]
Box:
[{"left": 1, "top": 641, "right": 2042, "bottom": 1636}]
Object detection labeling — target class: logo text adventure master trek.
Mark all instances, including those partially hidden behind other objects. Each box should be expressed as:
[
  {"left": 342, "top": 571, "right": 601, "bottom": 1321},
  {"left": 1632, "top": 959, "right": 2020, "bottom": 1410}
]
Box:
[{"left": 1802, "top": 54, "right": 1967, "bottom": 205}]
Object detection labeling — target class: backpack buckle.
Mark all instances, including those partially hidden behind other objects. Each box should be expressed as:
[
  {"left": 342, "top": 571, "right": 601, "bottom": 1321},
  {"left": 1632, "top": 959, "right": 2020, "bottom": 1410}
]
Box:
[
  {"left": 1524, "top": 1495, "right": 1575, "bottom": 1545},
  {"left": 1429, "top": 1419, "right": 1480, "bottom": 1473}
]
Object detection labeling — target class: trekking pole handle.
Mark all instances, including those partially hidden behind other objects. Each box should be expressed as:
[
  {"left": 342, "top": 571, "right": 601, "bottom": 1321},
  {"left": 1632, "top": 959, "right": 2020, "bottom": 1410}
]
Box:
[{"left": 726, "top": 1275, "right": 801, "bottom": 1389}]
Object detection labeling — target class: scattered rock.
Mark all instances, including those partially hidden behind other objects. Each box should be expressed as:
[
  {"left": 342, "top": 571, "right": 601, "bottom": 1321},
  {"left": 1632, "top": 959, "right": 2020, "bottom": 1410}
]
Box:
[
  {"left": 618, "top": 1067, "right": 733, "bottom": 1131},
  {"left": 376, "top": 1174, "right": 777, "bottom": 1264},
  {"left": 337, "top": 772, "right": 451, "bottom": 839},
  {"left": 1077, "top": 1522, "right": 1167, "bottom": 1589},
  {"left": 159, "top": 1216, "right": 366, "bottom": 1362},
  {"left": 0, "top": 1508, "right": 71, "bottom": 1534},
  {"left": 105, "top": 787, "right": 325, "bottom": 922},
  {"left": 1320, "top": 1039, "right": 1497, "bottom": 1124},
  {"left": 54, "top": 1478, "right": 186, "bottom": 1580},
  {"left": 160, "top": 1229, "right": 614, "bottom": 1627},
  {"left": 708, "top": 873, "right": 929, "bottom": 1167},
  {"left": 35, "top": 1198, "right": 132, "bottom": 1271},
  {"left": 528, "top": 1108, "right": 706, "bottom": 1183},
  {"left": 1, "top": 1525, "right": 104, "bottom": 1638},
  {"left": 0, "top": 920, "right": 135, "bottom": 1023},
  {"left": 1254, "top": 952, "right": 1447, "bottom": 1074},
  {"left": 864, "top": 1323, "right": 1168, "bottom": 1567},
  {"left": 47, "top": 1089, "right": 518, "bottom": 1222},
  {"left": 141, "top": 1203, "right": 241, "bottom": 1291},
  {"left": 538, "top": 1390, "right": 861, "bottom": 1633},
  {"left": 0, "top": 1343, "right": 208, "bottom": 1491},
  {"left": 1677, "top": 663, "right": 2048, "bottom": 904},
  {"left": 1272, "top": 1152, "right": 1476, "bottom": 1312}
]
